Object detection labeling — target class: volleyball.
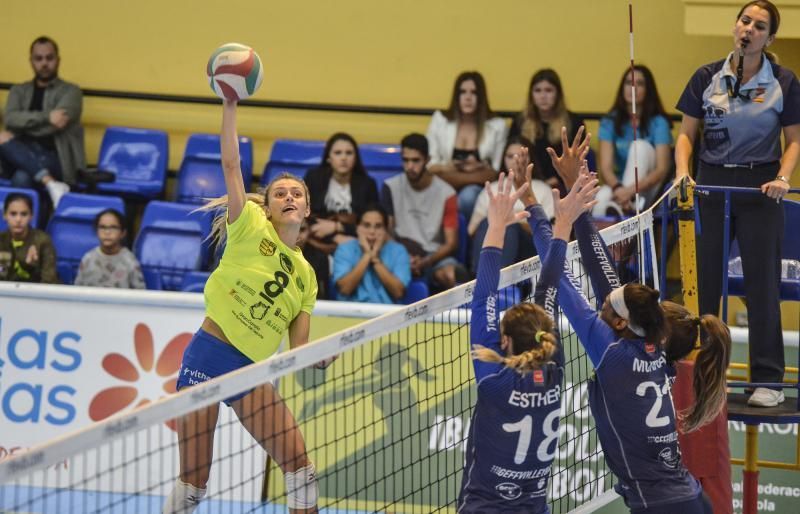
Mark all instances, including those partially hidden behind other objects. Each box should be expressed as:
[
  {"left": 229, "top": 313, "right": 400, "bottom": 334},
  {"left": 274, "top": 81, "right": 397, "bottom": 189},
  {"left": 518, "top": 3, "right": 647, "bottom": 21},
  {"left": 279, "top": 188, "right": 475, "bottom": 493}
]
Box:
[{"left": 206, "top": 43, "right": 263, "bottom": 101}]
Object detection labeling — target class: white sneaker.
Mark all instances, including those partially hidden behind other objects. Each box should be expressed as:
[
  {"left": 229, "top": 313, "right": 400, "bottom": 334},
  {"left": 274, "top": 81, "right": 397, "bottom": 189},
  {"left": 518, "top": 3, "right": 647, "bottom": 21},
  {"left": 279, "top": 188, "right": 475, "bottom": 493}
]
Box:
[
  {"left": 747, "top": 387, "right": 785, "bottom": 407},
  {"left": 45, "top": 180, "right": 70, "bottom": 208}
]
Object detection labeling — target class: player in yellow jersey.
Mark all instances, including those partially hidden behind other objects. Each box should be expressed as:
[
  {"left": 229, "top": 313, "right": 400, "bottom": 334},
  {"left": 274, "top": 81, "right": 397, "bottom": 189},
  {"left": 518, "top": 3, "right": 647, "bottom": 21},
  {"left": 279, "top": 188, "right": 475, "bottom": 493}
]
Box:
[{"left": 163, "top": 99, "right": 322, "bottom": 514}]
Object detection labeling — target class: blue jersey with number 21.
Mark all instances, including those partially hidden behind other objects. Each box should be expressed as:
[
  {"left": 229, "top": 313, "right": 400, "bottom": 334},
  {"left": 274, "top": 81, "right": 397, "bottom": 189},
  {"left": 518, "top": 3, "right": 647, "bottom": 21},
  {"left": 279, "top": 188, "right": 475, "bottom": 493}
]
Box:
[{"left": 530, "top": 207, "right": 701, "bottom": 511}]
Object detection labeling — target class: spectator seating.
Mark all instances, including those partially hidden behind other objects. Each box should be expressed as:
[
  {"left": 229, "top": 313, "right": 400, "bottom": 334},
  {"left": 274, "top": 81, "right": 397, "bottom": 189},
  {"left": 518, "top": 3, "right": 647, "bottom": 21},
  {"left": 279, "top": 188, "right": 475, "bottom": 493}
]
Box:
[
  {"left": 180, "top": 270, "right": 211, "bottom": 293},
  {"left": 176, "top": 134, "right": 253, "bottom": 204},
  {"left": 95, "top": 127, "right": 169, "bottom": 199},
  {"left": 46, "top": 193, "right": 126, "bottom": 284},
  {"left": 261, "top": 139, "right": 324, "bottom": 187},
  {"left": 134, "top": 201, "right": 212, "bottom": 290},
  {"left": 401, "top": 278, "right": 429, "bottom": 304},
  {"left": 0, "top": 186, "right": 40, "bottom": 231},
  {"left": 360, "top": 143, "right": 403, "bottom": 194}
]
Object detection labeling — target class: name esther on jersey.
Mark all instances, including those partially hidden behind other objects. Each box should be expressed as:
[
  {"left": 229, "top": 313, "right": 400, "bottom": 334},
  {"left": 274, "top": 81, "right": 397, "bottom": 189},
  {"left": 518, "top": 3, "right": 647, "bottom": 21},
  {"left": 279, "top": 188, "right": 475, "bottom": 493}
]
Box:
[{"left": 508, "top": 385, "right": 561, "bottom": 408}]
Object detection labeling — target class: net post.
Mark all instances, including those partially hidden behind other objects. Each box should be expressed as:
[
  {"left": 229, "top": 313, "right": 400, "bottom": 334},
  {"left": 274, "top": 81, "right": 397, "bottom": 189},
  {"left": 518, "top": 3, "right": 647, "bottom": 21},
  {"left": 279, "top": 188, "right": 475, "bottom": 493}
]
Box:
[{"left": 676, "top": 180, "right": 699, "bottom": 327}]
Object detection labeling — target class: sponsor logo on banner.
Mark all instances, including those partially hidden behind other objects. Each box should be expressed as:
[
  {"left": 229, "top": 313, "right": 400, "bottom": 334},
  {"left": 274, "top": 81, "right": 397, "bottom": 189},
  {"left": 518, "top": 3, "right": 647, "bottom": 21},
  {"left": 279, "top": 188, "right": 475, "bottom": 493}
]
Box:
[
  {"left": 0, "top": 323, "right": 82, "bottom": 427},
  {"left": 88, "top": 323, "right": 191, "bottom": 431}
]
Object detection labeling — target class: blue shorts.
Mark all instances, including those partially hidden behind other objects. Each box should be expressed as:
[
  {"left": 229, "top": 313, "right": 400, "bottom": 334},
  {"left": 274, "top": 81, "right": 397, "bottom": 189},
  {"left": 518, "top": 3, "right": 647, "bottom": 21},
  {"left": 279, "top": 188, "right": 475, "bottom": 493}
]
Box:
[{"left": 176, "top": 328, "right": 255, "bottom": 406}]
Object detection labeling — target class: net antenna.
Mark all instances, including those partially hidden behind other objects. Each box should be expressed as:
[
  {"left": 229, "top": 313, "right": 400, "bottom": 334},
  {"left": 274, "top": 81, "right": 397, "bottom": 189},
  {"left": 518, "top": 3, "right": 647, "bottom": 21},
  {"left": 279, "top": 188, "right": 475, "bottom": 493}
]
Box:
[{"left": 628, "top": 2, "right": 646, "bottom": 281}]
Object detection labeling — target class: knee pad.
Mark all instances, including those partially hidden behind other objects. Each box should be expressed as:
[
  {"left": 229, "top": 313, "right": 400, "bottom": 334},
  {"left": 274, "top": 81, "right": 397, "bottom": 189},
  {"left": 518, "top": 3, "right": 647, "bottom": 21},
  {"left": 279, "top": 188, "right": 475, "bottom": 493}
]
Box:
[{"left": 284, "top": 463, "right": 318, "bottom": 509}]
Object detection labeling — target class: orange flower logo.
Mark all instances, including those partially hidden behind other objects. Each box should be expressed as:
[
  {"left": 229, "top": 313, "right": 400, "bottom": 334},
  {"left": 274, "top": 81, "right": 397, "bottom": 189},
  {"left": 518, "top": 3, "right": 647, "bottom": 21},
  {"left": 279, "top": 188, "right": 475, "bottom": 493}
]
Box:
[{"left": 88, "top": 323, "right": 191, "bottom": 431}]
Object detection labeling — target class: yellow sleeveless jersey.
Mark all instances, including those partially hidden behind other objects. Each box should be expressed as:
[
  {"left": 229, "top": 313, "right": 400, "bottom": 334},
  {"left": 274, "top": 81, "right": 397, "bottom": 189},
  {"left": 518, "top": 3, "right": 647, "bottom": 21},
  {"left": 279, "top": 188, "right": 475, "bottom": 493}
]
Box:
[{"left": 204, "top": 201, "right": 317, "bottom": 362}]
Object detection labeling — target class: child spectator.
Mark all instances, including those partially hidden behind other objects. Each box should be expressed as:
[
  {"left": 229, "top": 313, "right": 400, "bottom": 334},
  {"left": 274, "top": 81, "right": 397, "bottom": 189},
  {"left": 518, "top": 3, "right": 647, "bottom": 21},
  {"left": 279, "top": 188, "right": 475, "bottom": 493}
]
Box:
[
  {"left": 0, "top": 192, "right": 58, "bottom": 283},
  {"left": 74, "top": 208, "right": 144, "bottom": 288}
]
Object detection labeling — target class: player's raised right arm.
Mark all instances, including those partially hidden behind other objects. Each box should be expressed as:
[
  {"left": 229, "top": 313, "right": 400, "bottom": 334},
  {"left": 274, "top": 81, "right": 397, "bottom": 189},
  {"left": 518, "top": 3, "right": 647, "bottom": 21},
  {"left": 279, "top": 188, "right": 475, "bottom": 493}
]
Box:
[{"left": 221, "top": 100, "right": 247, "bottom": 223}]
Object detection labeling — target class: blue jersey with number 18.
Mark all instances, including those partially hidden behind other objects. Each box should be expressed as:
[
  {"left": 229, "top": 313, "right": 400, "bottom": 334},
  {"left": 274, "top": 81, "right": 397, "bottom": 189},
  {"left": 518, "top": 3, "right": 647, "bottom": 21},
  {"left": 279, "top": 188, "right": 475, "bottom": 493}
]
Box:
[{"left": 457, "top": 247, "right": 564, "bottom": 514}]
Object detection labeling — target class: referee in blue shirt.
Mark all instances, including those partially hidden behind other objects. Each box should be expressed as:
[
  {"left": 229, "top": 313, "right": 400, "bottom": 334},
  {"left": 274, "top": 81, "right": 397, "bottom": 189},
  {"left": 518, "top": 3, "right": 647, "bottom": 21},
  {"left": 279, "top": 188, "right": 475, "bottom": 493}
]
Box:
[{"left": 674, "top": 0, "right": 800, "bottom": 408}]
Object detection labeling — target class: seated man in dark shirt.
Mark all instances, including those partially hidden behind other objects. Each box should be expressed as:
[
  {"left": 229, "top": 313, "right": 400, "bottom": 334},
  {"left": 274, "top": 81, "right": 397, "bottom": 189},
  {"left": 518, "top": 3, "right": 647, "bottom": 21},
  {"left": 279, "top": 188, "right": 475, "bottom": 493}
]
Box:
[{"left": 0, "top": 36, "right": 85, "bottom": 207}]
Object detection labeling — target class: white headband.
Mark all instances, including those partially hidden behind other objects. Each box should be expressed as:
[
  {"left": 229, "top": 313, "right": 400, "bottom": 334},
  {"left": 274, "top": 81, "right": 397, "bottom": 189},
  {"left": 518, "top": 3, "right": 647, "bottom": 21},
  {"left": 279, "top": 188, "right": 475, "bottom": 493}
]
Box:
[{"left": 608, "top": 286, "right": 646, "bottom": 337}]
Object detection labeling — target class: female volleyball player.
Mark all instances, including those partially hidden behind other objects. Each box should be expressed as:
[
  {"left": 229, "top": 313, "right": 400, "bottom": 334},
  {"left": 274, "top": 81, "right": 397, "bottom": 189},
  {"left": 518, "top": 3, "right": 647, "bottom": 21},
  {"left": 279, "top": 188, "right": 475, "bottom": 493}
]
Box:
[
  {"left": 163, "top": 99, "right": 320, "bottom": 514},
  {"left": 515, "top": 156, "right": 725, "bottom": 513},
  {"left": 540, "top": 134, "right": 731, "bottom": 433},
  {"left": 458, "top": 171, "right": 596, "bottom": 513}
]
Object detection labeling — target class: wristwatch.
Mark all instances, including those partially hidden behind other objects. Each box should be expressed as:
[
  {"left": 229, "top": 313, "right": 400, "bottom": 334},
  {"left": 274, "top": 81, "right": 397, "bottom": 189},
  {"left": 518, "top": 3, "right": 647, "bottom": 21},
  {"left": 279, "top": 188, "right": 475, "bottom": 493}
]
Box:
[{"left": 776, "top": 175, "right": 789, "bottom": 183}]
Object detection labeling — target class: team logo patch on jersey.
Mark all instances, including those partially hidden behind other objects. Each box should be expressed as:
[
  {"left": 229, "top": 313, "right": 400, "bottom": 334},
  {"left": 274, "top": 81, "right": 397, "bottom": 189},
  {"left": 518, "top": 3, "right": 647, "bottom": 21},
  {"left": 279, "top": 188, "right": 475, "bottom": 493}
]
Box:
[
  {"left": 533, "top": 369, "right": 545, "bottom": 384},
  {"left": 295, "top": 276, "right": 305, "bottom": 292},
  {"left": 279, "top": 253, "right": 294, "bottom": 274},
  {"left": 645, "top": 343, "right": 656, "bottom": 354},
  {"left": 249, "top": 301, "right": 269, "bottom": 320},
  {"left": 495, "top": 482, "right": 522, "bottom": 500},
  {"left": 658, "top": 447, "right": 680, "bottom": 470},
  {"left": 259, "top": 238, "right": 277, "bottom": 257}
]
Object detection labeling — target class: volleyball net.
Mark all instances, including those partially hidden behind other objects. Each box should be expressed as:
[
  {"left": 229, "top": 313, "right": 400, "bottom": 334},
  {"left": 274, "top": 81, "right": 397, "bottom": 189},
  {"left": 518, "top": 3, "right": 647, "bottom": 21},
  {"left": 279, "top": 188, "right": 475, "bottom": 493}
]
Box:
[{"left": 0, "top": 208, "right": 661, "bottom": 514}]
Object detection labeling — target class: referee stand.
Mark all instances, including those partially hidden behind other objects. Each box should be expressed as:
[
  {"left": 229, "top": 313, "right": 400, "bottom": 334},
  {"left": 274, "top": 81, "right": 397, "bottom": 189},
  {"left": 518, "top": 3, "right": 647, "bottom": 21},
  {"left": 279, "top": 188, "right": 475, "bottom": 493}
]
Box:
[{"left": 670, "top": 181, "right": 800, "bottom": 514}]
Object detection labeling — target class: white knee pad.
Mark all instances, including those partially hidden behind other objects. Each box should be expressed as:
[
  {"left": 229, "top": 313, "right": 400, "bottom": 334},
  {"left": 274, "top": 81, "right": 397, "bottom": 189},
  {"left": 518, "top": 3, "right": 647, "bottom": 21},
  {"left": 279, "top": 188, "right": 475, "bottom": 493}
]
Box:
[
  {"left": 284, "top": 463, "right": 318, "bottom": 509},
  {"left": 162, "top": 478, "right": 206, "bottom": 514}
]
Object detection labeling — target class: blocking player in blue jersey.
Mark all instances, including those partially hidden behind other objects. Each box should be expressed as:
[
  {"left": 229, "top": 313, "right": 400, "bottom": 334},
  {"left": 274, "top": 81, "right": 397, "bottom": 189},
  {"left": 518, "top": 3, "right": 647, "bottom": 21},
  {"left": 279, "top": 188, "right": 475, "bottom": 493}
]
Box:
[
  {"left": 458, "top": 172, "right": 598, "bottom": 514},
  {"left": 540, "top": 132, "right": 731, "bottom": 434},
  {"left": 514, "top": 154, "right": 726, "bottom": 513}
]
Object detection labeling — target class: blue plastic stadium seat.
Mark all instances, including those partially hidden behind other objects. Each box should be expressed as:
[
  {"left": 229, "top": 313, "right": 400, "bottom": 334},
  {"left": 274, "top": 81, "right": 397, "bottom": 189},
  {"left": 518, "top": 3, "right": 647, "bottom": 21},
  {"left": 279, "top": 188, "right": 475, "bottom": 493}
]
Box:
[
  {"left": 177, "top": 134, "right": 253, "bottom": 204},
  {"left": 261, "top": 139, "right": 325, "bottom": 187},
  {"left": 361, "top": 143, "right": 403, "bottom": 196},
  {"left": 95, "top": 127, "right": 168, "bottom": 199},
  {"left": 134, "top": 201, "right": 213, "bottom": 290},
  {"left": 360, "top": 143, "right": 402, "bottom": 173},
  {"left": 728, "top": 199, "right": 800, "bottom": 300},
  {"left": 46, "top": 193, "right": 126, "bottom": 284},
  {"left": 142, "top": 268, "right": 163, "bottom": 291},
  {"left": 401, "top": 279, "right": 429, "bottom": 304},
  {"left": 180, "top": 271, "right": 211, "bottom": 293},
  {"left": 0, "top": 187, "right": 40, "bottom": 231}
]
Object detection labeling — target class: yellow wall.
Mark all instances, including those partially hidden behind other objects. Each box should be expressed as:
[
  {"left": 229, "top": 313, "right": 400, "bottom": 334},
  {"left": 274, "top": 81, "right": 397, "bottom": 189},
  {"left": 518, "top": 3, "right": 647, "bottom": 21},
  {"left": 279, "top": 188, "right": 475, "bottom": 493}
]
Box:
[{"left": 2, "top": 0, "right": 800, "bottom": 180}]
